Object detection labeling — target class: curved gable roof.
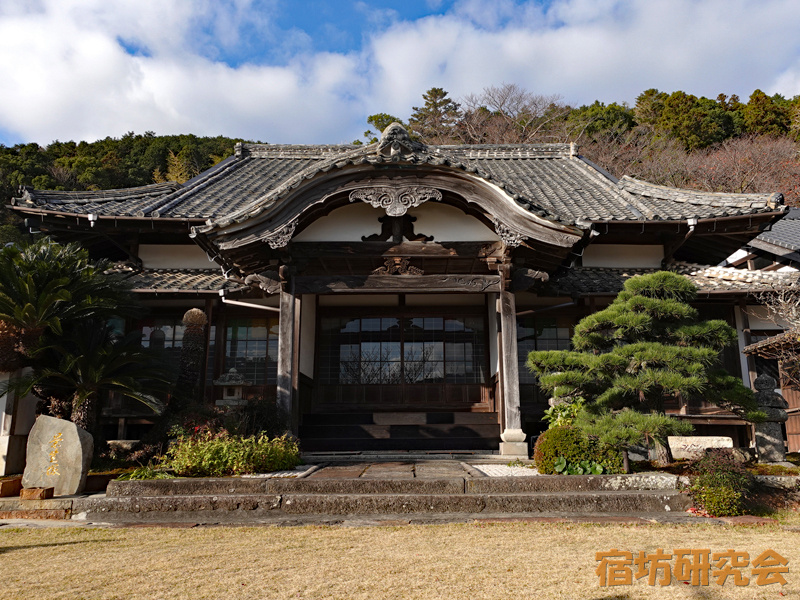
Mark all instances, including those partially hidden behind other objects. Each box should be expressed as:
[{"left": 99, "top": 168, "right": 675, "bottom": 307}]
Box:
[{"left": 12, "top": 130, "right": 786, "bottom": 228}]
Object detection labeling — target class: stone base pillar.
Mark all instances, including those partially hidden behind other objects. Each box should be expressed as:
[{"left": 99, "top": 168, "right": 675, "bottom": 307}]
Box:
[
  {"left": 752, "top": 374, "right": 789, "bottom": 464},
  {"left": 755, "top": 422, "right": 787, "bottom": 463},
  {"left": 500, "top": 428, "right": 528, "bottom": 457}
]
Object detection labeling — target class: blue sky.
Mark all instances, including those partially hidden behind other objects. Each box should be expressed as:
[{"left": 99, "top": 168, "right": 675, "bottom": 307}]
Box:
[{"left": 1, "top": 0, "right": 799, "bottom": 147}]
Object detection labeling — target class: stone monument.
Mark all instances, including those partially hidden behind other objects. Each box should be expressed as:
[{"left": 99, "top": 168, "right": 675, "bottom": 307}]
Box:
[
  {"left": 22, "top": 415, "right": 93, "bottom": 496},
  {"left": 667, "top": 436, "right": 734, "bottom": 460},
  {"left": 752, "top": 374, "right": 791, "bottom": 465}
]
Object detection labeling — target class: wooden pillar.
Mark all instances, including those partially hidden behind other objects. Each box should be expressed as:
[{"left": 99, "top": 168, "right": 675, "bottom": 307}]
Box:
[
  {"left": 277, "top": 280, "right": 298, "bottom": 435},
  {"left": 291, "top": 291, "right": 302, "bottom": 432},
  {"left": 498, "top": 269, "right": 526, "bottom": 456},
  {"left": 738, "top": 298, "right": 758, "bottom": 387}
]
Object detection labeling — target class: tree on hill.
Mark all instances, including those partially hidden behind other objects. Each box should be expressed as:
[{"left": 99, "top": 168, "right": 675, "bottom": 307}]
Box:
[
  {"left": 407, "top": 87, "right": 462, "bottom": 144},
  {"left": 742, "top": 90, "right": 791, "bottom": 136},
  {"left": 459, "top": 84, "right": 570, "bottom": 144},
  {"left": 656, "top": 91, "right": 740, "bottom": 150},
  {"left": 527, "top": 272, "right": 763, "bottom": 463}
]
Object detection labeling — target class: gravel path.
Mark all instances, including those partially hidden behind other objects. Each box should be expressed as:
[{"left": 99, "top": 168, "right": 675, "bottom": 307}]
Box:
[{"left": 472, "top": 464, "right": 540, "bottom": 477}]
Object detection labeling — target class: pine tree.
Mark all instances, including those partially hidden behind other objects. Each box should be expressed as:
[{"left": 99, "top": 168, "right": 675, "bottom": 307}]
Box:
[
  {"left": 527, "top": 271, "right": 763, "bottom": 463},
  {"left": 408, "top": 88, "right": 461, "bottom": 144}
]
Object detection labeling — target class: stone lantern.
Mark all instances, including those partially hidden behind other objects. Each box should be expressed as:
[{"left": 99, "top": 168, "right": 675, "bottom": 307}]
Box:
[
  {"left": 213, "top": 368, "right": 251, "bottom": 407},
  {"left": 753, "top": 374, "right": 792, "bottom": 465}
]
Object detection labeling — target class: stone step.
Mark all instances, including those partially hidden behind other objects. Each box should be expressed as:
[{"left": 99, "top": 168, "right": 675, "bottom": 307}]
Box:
[
  {"left": 73, "top": 490, "right": 690, "bottom": 517},
  {"left": 105, "top": 474, "right": 683, "bottom": 498},
  {"left": 298, "top": 423, "right": 501, "bottom": 440},
  {"left": 300, "top": 437, "right": 501, "bottom": 452},
  {"left": 0, "top": 497, "right": 74, "bottom": 520},
  {"left": 301, "top": 412, "right": 499, "bottom": 426},
  {"left": 301, "top": 451, "right": 506, "bottom": 462},
  {"left": 279, "top": 491, "right": 690, "bottom": 515}
]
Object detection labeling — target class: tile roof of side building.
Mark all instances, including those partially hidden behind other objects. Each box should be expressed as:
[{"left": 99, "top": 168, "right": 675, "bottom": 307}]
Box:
[
  {"left": 750, "top": 207, "right": 800, "bottom": 253},
  {"left": 11, "top": 140, "right": 785, "bottom": 227},
  {"left": 120, "top": 261, "right": 798, "bottom": 295},
  {"left": 544, "top": 261, "right": 800, "bottom": 296}
]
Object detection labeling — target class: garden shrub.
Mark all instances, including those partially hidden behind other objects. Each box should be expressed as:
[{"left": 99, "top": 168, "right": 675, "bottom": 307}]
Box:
[
  {"left": 689, "top": 448, "right": 755, "bottom": 516},
  {"left": 691, "top": 486, "right": 745, "bottom": 517},
  {"left": 163, "top": 431, "right": 301, "bottom": 477},
  {"left": 534, "top": 427, "right": 588, "bottom": 474},
  {"left": 534, "top": 426, "right": 623, "bottom": 474}
]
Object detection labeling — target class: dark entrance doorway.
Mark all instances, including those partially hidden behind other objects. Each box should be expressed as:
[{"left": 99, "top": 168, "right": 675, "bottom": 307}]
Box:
[{"left": 314, "top": 311, "right": 491, "bottom": 412}]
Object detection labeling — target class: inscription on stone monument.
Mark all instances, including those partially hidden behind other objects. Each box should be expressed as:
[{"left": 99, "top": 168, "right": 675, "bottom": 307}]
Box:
[{"left": 45, "top": 432, "right": 63, "bottom": 476}]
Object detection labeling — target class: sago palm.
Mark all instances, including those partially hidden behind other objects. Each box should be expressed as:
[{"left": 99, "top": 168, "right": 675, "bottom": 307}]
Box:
[{"left": 30, "top": 322, "right": 172, "bottom": 438}]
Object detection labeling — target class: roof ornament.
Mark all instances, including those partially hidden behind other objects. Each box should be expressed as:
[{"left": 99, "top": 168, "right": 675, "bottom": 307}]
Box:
[
  {"left": 349, "top": 186, "right": 441, "bottom": 217},
  {"left": 493, "top": 218, "right": 526, "bottom": 247},
  {"left": 263, "top": 217, "right": 298, "bottom": 249},
  {"left": 377, "top": 123, "right": 425, "bottom": 161}
]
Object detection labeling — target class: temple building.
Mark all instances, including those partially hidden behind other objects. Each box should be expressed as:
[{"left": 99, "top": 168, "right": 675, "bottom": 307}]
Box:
[{"left": 11, "top": 124, "right": 798, "bottom": 455}]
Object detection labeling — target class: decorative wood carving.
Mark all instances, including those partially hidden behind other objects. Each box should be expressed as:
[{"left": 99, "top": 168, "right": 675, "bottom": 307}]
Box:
[
  {"left": 288, "top": 241, "right": 504, "bottom": 259},
  {"left": 437, "top": 275, "right": 500, "bottom": 293},
  {"left": 264, "top": 218, "right": 298, "bottom": 249},
  {"left": 493, "top": 218, "right": 525, "bottom": 247},
  {"left": 372, "top": 257, "right": 423, "bottom": 275},
  {"left": 349, "top": 186, "right": 442, "bottom": 217},
  {"left": 362, "top": 214, "right": 433, "bottom": 243},
  {"left": 294, "top": 274, "right": 501, "bottom": 295},
  {"left": 243, "top": 269, "right": 281, "bottom": 294}
]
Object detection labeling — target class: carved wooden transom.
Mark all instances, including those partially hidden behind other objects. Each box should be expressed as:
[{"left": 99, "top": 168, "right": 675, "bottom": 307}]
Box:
[
  {"left": 349, "top": 186, "right": 442, "bottom": 217},
  {"left": 372, "top": 257, "right": 423, "bottom": 276}
]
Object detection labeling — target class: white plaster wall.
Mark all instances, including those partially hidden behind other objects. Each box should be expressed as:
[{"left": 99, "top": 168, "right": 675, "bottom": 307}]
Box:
[
  {"left": 293, "top": 202, "right": 499, "bottom": 242},
  {"left": 299, "top": 294, "right": 316, "bottom": 377},
  {"left": 139, "top": 245, "right": 215, "bottom": 269},
  {"left": 745, "top": 305, "right": 789, "bottom": 330},
  {"left": 406, "top": 203, "right": 500, "bottom": 242},
  {"left": 582, "top": 244, "right": 664, "bottom": 268},
  {"left": 293, "top": 202, "right": 381, "bottom": 241}
]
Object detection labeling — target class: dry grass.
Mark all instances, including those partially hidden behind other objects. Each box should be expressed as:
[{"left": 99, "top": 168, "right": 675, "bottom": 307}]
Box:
[{"left": 0, "top": 522, "right": 798, "bottom": 599}]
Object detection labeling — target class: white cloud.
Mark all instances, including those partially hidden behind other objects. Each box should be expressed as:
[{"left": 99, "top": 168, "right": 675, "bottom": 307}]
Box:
[{"left": 1, "top": 0, "right": 800, "bottom": 147}]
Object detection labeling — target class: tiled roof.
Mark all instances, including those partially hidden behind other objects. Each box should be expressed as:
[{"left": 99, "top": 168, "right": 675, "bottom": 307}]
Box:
[
  {"left": 12, "top": 141, "right": 785, "bottom": 228},
  {"left": 743, "top": 329, "right": 800, "bottom": 356},
  {"left": 751, "top": 207, "right": 800, "bottom": 253},
  {"left": 122, "top": 269, "right": 238, "bottom": 293},
  {"left": 119, "top": 261, "right": 799, "bottom": 296},
  {"left": 545, "top": 261, "right": 800, "bottom": 296},
  {"left": 617, "top": 177, "right": 782, "bottom": 221}
]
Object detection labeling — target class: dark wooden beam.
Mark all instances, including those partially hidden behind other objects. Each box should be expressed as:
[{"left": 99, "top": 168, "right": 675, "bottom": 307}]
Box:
[
  {"left": 729, "top": 252, "right": 758, "bottom": 267},
  {"left": 294, "top": 274, "right": 502, "bottom": 294},
  {"left": 287, "top": 241, "right": 505, "bottom": 259}
]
